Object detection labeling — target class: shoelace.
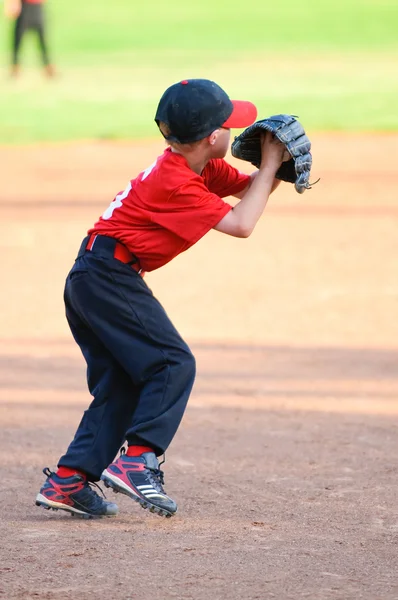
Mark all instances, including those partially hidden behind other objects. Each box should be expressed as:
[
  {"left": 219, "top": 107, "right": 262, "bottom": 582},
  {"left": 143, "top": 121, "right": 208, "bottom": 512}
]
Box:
[
  {"left": 147, "top": 466, "right": 165, "bottom": 488},
  {"left": 147, "top": 454, "right": 166, "bottom": 490},
  {"left": 119, "top": 449, "right": 167, "bottom": 491}
]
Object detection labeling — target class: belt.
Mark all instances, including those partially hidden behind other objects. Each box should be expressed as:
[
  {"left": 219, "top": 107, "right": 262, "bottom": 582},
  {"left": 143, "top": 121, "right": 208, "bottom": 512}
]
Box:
[{"left": 78, "top": 234, "right": 145, "bottom": 277}]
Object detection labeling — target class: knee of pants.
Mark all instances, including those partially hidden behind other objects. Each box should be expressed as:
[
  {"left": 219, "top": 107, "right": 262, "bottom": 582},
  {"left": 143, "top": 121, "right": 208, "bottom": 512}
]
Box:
[{"left": 177, "top": 349, "right": 196, "bottom": 383}]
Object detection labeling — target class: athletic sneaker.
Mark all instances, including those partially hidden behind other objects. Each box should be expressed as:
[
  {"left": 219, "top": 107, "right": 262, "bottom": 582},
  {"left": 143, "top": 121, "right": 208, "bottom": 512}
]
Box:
[
  {"left": 101, "top": 452, "right": 177, "bottom": 518},
  {"left": 36, "top": 468, "right": 119, "bottom": 519}
]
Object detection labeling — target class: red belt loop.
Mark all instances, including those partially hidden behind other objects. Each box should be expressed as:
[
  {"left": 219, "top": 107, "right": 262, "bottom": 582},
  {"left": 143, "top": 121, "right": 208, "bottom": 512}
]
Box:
[{"left": 86, "top": 234, "right": 97, "bottom": 251}]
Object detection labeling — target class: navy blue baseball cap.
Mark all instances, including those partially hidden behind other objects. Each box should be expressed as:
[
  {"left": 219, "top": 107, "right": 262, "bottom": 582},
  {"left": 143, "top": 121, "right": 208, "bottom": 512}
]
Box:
[{"left": 155, "top": 79, "right": 257, "bottom": 144}]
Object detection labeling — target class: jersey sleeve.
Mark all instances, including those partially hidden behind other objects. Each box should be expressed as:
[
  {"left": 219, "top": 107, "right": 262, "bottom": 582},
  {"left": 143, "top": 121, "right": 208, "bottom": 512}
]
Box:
[
  {"left": 203, "top": 159, "right": 251, "bottom": 198},
  {"left": 151, "top": 180, "right": 232, "bottom": 245}
]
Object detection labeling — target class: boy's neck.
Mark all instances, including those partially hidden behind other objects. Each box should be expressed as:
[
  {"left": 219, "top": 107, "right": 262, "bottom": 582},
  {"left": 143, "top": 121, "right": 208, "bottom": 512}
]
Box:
[{"left": 170, "top": 146, "right": 210, "bottom": 176}]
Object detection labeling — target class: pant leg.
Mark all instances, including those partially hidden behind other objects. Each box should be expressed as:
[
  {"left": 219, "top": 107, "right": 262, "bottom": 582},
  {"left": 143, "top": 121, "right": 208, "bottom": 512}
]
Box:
[
  {"left": 12, "top": 12, "right": 24, "bottom": 65},
  {"left": 58, "top": 277, "right": 141, "bottom": 480},
  {"left": 35, "top": 6, "right": 50, "bottom": 65},
  {"left": 67, "top": 253, "right": 196, "bottom": 457}
]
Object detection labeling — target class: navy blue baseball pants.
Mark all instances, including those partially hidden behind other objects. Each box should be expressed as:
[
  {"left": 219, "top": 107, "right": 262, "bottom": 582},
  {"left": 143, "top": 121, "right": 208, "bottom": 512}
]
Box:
[
  {"left": 13, "top": 3, "right": 50, "bottom": 67},
  {"left": 58, "top": 235, "right": 196, "bottom": 481}
]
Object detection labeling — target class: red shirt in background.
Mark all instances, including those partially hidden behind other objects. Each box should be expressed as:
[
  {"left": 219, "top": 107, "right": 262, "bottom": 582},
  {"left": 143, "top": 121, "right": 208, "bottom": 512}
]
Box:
[{"left": 89, "top": 148, "right": 250, "bottom": 272}]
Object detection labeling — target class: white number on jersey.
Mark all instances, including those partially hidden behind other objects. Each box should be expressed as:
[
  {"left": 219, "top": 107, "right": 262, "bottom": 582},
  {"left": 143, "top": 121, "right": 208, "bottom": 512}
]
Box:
[
  {"left": 101, "top": 160, "right": 157, "bottom": 220},
  {"left": 141, "top": 161, "right": 157, "bottom": 181},
  {"left": 102, "top": 182, "right": 132, "bottom": 220}
]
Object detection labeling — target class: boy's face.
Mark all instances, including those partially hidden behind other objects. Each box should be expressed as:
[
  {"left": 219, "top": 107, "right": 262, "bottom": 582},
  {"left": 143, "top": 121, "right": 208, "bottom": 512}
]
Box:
[{"left": 210, "top": 127, "right": 231, "bottom": 159}]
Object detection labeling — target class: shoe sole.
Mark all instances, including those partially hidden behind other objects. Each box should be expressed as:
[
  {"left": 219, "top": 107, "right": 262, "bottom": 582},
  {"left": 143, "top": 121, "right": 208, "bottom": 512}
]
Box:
[
  {"left": 35, "top": 493, "right": 116, "bottom": 519},
  {"left": 101, "top": 471, "right": 175, "bottom": 518}
]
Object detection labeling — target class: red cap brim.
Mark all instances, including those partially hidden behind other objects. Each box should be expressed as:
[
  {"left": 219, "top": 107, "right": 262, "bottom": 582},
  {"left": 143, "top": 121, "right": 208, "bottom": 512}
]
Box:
[{"left": 222, "top": 100, "right": 258, "bottom": 129}]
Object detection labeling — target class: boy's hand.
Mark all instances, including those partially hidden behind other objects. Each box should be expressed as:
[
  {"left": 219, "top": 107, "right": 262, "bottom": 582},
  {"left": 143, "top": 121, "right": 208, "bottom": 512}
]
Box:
[
  {"left": 259, "top": 132, "right": 285, "bottom": 171},
  {"left": 231, "top": 114, "right": 318, "bottom": 194}
]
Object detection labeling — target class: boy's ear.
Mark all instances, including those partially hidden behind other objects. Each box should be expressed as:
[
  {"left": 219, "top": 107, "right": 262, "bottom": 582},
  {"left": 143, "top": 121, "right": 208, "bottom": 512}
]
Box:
[{"left": 209, "top": 129, "right": 220, "bottom": 146}]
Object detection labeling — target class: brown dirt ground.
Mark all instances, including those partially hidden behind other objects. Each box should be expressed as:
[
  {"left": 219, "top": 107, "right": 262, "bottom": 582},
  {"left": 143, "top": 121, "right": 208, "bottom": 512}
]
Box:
[{"left": 0, "top": 134, "right": 397, "bottom": 600}]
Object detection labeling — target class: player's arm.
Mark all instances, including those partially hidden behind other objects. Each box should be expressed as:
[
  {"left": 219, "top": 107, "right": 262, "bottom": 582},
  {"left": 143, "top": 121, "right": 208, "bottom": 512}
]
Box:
[
  {"left": 233, "top": 172, "right": 281, "bottom": 199},
  {"left": 213, "top": 132, "right": 285, "bottom": 238},
  {"left": 4, "top": 0, "right": 21, "bottom": 18}
]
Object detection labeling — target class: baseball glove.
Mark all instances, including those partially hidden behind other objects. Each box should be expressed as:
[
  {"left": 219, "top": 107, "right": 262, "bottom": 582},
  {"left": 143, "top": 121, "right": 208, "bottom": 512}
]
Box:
[{"left": 231, "top": 114, "right": 318, "bottom": 194}]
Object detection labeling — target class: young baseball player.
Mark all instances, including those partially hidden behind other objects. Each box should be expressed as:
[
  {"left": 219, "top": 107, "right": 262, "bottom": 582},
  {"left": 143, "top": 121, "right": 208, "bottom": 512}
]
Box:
[
  {"left": 5, "top": 0, "right": 55, "bottom": 78},
  {"left": 36, "top": 79, "right": 286, "bottom": 519}
]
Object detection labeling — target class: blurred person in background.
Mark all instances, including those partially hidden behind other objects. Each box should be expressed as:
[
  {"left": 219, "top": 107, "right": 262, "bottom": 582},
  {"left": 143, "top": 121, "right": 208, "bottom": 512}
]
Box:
[{"left": 4, "top": 0, "right": 55, "bottom": 77}]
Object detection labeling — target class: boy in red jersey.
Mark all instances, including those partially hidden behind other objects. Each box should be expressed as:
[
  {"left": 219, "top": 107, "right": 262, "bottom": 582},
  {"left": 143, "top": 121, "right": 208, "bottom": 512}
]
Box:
[{"left": 36, "top": 79, "right": 287, "bottom": 519}]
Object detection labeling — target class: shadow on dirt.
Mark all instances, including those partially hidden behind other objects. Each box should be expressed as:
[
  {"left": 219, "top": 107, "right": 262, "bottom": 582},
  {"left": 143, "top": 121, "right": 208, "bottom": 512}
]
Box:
[{"left": 1, "top": 340, "right": 397, "bottom": 393}]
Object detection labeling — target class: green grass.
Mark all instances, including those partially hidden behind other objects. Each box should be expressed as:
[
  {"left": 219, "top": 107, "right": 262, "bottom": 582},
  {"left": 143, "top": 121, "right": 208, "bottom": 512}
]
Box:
[{"left": 1, "top": 0, "right": 397, "bottom": 143}]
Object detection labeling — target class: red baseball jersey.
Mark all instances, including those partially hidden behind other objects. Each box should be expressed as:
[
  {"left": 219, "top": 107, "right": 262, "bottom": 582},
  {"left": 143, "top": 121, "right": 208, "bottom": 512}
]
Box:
[{"left": 88, "top": 148, "right": 250, "bottom": 272}]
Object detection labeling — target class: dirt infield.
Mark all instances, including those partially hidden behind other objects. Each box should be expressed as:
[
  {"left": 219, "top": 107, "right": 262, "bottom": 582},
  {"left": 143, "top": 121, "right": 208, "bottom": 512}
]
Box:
[{"left": 0, "top": 134, "right": 397, "bottom": 600}]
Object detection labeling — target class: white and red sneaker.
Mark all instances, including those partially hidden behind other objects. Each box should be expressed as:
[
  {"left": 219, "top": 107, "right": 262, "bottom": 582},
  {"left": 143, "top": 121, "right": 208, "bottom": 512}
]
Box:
[
  {"left": 36, "top": 468, "right": 118, "bottom": 519},
  {"left": 101, "top": 451, "right": 177, "bottom": 518}
]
